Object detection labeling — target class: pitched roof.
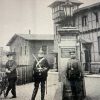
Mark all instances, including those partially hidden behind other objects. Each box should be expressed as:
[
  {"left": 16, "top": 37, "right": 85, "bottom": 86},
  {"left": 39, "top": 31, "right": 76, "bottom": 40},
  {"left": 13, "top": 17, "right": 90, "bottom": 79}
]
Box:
[
  {"left": 49, "top": 0, "right": 83, "bottom": 8},
  {"left": 74, "top": 1, "right": 100, "bottom": 13},
  {"left": 7, "top": 34, "right": 54, "bottom": 46},
  {"left": 18, "top": 34, "right": 54, "bottom": 40}
]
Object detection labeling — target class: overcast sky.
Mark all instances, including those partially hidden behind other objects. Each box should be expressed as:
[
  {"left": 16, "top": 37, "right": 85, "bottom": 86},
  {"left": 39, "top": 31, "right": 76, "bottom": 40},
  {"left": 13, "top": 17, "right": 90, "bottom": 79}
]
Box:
[{"left": 0, "top": 0, "right": 99, "bottom": 50}]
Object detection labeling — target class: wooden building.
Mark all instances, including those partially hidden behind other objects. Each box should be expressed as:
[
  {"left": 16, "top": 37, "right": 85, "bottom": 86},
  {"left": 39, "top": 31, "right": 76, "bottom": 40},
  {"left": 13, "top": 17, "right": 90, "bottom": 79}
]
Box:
[
  {"left": 74, "top": 2, "right": 100, "bottom": 73},
  {"left": 7, "top": 34, "right": 54, "bottom": 84},
  {"left": 49, "top": 0, "right": 100, "bottom": 73}
]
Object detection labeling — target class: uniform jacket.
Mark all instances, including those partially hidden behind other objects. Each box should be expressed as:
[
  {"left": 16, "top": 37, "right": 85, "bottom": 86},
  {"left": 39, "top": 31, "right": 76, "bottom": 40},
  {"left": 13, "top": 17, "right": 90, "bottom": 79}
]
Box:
[
  {"left": 66, "top": 58, "right": 83, "bottom": 81},
  {"left": 6, "top": 60, "right": 17, "bottom": 79},
  {"left": 33, "top": 57, "right": 50, "bottom": 81}
]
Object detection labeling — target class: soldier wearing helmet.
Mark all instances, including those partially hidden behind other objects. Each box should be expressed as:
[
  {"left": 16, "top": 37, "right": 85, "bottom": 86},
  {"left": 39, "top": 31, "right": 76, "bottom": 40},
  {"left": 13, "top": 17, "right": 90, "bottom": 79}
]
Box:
[{"left": 31, "top": 48, "right": 50, "bottom": 100}]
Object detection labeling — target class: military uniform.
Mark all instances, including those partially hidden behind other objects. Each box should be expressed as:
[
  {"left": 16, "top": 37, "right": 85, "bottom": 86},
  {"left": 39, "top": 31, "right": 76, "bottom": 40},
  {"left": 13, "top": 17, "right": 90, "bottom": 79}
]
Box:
[
  {"left": 31, "top": 50, "right": 50, "bottom": 100},
  {"left": 64, "top": 52, "right": 85, "bottom": 100},
  {"left": 5, "top": 52, "right": 17, "bottom": 98}
]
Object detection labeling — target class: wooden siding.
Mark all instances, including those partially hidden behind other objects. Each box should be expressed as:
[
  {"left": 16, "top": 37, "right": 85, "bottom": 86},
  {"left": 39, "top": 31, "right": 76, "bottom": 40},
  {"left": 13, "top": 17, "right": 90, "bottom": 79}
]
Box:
[
  {"left": 29, "top": 40, "right": 54, "bottom": 66},
  {"left": 74, "top": 7, "right": 100, "bottom": 73},
  {"left": 10, "top": 36, "right": 30, "bottom": 65},
  {"left": 9, "top": 36, "right": 54, "bottom": 84},
  {"left": 17, "top": 65, "right": 33, "bottom": 85},
  {"left": 75, "top": 9, "right": 100, "bottom": 32}
]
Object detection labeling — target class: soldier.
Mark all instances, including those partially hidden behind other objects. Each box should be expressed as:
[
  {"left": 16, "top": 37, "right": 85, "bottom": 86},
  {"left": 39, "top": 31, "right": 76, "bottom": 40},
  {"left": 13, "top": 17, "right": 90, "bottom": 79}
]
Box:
[
  {"left": 65, "top": 51, "right": 85, "bottom": 100},
  {"left": 31, "top": 49, "right": 50, "bottom": 100},
  {"left": 5, "top": 52, "right": 17, "bottom": 99}
]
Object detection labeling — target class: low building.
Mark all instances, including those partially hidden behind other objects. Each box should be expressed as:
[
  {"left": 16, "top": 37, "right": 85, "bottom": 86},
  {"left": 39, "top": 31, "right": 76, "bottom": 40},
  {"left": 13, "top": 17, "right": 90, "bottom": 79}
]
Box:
[
  {"left": 0, "top": 47, "right": 8, "bottom": 70},
  {"left": 7, "top": 34, "right": 54, "bottom": 84}
]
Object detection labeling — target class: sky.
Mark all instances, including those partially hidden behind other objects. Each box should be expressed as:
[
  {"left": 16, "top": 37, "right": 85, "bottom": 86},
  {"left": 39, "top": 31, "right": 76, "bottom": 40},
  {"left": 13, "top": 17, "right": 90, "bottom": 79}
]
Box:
[{"left": 0, "top": 0, "right": 99, "bottom": 50}]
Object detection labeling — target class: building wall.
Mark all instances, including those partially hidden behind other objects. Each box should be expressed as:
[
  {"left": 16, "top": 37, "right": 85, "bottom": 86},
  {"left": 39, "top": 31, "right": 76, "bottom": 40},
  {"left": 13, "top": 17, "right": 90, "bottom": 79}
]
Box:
[
  {"left": 9, "top": 36, "right": 32, "bottom": 84},
  {"left": 9, "top": 36, "right": 54, "bottom": 84},
  {"left": 10, "top": 36, "right": 30, "bottom": 65},
  {"left": 74, "top": 7, "right": 100, "bottom": 73},
  {"left": 29, "top": 40, "right": 54, "bottom": 66},
  {"left": 10, "top": 36, "right": 54, "bottom": 66}
]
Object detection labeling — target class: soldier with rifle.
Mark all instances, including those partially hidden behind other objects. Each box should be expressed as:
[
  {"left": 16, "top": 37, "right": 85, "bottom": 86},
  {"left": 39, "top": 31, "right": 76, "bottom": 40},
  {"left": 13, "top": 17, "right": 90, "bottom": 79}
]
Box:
[{"left": 31, "top": 49, "right": 50, "bottom": 100}]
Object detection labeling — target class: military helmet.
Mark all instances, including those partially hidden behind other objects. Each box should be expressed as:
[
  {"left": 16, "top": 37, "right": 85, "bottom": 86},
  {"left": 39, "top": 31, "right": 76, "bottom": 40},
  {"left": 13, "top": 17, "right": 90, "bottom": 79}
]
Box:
[{"left": 38, "top": 49, "right": 44, "bottom": 58}]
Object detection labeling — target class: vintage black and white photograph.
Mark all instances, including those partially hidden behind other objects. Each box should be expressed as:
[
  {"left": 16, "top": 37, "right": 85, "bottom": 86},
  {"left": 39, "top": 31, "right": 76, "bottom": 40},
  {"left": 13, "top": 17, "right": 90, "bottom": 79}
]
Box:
[{"left": 0, "top": 0, "right": 100, "bottom": 100}]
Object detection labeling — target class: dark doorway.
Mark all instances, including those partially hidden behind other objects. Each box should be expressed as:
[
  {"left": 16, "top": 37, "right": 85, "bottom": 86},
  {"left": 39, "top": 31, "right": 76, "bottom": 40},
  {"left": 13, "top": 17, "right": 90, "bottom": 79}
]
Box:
[{"left": 84, "top": 44, "right": 91, "bottom": 72}]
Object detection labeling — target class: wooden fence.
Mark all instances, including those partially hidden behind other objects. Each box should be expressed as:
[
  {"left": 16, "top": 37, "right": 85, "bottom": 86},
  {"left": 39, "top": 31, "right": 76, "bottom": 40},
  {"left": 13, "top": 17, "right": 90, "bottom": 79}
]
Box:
[{"left": 17, "top": 65, "right": 33, "bottom": 85}]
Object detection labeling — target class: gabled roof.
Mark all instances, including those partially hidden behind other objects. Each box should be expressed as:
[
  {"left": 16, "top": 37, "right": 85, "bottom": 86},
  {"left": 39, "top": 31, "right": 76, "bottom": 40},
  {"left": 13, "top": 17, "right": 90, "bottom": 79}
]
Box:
[
  {"left": 49, "top": 0, "right": 83, "bottom": 8},
  {"left": 7, "top": 34, "right": 54, "bottom": 46}
]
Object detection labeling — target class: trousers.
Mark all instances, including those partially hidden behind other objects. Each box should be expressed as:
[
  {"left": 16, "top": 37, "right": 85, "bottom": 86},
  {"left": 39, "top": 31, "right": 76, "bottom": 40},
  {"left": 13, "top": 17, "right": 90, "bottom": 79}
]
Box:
[
  {"left": 70, "top": 80, "right": 83, "bottom": 100},
  {"left": 31, "top": 81, "right": 45, "bottom": 100},
  {"left": 5, "top": 77, "right": 17, "bottom": 97}
]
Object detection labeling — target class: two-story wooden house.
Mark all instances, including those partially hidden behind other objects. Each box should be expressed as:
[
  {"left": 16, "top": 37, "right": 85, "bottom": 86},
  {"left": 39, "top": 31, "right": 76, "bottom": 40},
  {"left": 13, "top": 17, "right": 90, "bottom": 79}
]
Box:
[
  {"left": 74, "top": 2, "right": 100, "bottom": 73},
  {"left": 7, "top": 34, "right": 54, "bottom": 84},
  {"left": 49, "top": 0, "right": 100, "bottom": 73}
]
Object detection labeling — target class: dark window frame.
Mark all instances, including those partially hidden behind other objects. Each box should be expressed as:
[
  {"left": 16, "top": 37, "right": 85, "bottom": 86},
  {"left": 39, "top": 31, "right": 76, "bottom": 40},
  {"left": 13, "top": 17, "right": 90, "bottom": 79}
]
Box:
[
  {"left": 94, "top": 12, "right": 99, "bottom": 23},
  {"left": 98, "top": 37, "right": 100, "bottom": 54},
  {"left": 25, "top": 46, "right": 27, "bottom": 55},
  {"left": 82, "top": 16, "right": 87, "bottom": 26}
]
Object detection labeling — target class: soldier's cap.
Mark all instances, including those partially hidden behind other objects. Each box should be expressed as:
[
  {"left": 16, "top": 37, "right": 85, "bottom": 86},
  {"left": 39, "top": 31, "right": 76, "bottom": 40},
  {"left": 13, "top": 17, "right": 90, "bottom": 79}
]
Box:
[{"left": 6, "top": 52, "right": 16, "bottom": 57}]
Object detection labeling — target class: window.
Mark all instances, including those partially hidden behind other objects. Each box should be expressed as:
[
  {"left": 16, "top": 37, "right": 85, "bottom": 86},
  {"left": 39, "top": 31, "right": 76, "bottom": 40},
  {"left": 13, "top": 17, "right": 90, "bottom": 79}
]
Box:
[
  {"left": 25, "top": 46, "right": 27, "bottom": 55},
  {"left": 14, "top": 48, "right": 15, "bottom": 52},
  {"left": 82, "top": 16, "right": 87, "bottom": 26},
  {"left": 98, "top": 37, "right": 100, "bottom": 54},
  {"left": 20, "top": 46, "right": 22, "bottom": 56},
  {"left": 42, "top": 45, "right": 47, "bottom": 54},
  {"left": 60, "top": 5, "right": 64, "bottom": 10},
  {"left": 94, "top": 12, "right": 99, "bottom": 23}
]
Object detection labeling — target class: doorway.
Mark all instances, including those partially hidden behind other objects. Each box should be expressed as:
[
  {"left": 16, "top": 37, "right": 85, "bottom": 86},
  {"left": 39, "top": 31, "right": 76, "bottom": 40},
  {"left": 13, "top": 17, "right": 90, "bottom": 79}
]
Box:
[{"left": 84, "top": 44, "right": 91, "bottom": 72}]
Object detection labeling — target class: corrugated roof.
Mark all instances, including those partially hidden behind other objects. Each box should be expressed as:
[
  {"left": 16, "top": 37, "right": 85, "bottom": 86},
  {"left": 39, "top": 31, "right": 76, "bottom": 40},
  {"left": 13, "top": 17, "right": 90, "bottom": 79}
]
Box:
[{"left": 7, "top": 34, "right": 54, "bottom": 46}]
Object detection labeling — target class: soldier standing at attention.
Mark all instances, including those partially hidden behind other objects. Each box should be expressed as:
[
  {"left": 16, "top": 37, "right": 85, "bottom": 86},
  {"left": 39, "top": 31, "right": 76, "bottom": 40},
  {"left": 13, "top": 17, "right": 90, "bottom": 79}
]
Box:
[
  {"left": 5, "top": 52, "right": 17, "bottom": 99},
  {"left": 65, "top": 51, "right": 85, "bottom": 100},
  {"left": 31, "top": 49, "right": 50, "bottom": 100}
]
